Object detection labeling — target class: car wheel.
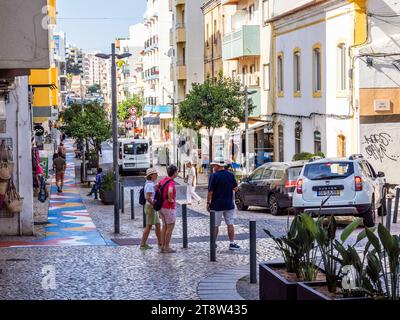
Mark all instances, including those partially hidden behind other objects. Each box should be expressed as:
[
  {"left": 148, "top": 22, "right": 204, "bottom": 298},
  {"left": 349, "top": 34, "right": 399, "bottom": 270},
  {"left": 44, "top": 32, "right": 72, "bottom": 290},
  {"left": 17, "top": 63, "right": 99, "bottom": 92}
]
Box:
[
  {"left": 235, "top": 194, "right": 248, "bottom": 211},
  {"left": 269, "top": 193, "right": 281, "bottom": 216},
  {"left": 363, "top": 196, "right": 376, "bottom": 228}
]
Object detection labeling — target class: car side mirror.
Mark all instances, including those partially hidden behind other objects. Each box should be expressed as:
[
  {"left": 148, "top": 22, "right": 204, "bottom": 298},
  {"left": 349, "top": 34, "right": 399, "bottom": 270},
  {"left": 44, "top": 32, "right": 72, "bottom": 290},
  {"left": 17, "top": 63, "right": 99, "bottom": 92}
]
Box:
[{"left": 377, "top": 171, "right": 385, "bottom": 178}]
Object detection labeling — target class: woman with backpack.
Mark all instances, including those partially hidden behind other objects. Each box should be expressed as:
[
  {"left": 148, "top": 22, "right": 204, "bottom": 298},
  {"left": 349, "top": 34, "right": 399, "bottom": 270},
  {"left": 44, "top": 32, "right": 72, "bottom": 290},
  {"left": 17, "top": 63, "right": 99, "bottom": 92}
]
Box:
[
  {"left": 139, "top": 168, "right": 162, "bottom": 250},
  {"left": 158, "top": 165, "right": 178, "bottom": 253}
]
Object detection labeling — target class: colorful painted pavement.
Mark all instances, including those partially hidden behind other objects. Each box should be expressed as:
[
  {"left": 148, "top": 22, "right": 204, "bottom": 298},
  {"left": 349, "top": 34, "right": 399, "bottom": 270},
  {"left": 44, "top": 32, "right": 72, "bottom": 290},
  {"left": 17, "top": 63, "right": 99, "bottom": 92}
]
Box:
[{"left": 0, "top": 140, "right": 106, "bottom": 248}]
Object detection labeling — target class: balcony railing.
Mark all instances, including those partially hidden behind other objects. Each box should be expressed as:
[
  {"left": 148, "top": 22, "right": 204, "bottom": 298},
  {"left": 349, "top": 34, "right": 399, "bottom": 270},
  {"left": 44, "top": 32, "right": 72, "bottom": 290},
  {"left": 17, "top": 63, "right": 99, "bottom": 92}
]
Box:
[{"left": 222, "top": 25, "right": 260, "bottom": 60}]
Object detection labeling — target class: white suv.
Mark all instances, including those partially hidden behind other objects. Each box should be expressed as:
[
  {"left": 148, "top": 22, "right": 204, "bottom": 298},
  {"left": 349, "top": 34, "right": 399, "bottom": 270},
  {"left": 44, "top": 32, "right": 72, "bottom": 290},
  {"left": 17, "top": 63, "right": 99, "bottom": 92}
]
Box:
[{"left": 292, "top": 155, "right": 386, "bottom": 227}]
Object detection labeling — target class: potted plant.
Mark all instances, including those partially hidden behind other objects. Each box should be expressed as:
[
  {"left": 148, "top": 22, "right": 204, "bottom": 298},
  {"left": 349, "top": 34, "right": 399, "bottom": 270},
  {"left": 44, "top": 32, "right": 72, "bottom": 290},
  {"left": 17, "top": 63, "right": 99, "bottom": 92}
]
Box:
[
  {"left": 297, "top": 216, "right": 372, "bottom": 300},
  {"left": 99, "top": 171, "right": 114, "bottom": 205},
  {"left": 260, "top": 214, "right": 322, "bottom": 300}
]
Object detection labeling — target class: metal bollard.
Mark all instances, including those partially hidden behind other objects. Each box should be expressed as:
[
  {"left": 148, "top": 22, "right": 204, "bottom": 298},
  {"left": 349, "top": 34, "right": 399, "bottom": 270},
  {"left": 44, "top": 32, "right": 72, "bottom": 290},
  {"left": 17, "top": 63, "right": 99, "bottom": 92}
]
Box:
[
  {"left": 386, "top": 196, "right": 392, "bottom": 231},
  {"left": 210, "top": 211, "right": 216, "bottom": 262},
  {"left": 182, "top": 204, "right": 188, "bottom": 249},
  {"left": 120, "top": 184, "right": 125, "bottom": 213},
  {"left": 250, "top": 220, "right": 257, "bottom": 284},
  {"left": 142, "top": 205, "right": 146, "bottom": 228},
  {"left": 393, "top": 187, "right": 400, "bottom": 224},
  {"left": 130, "top": 189, "right": 135, "bottom": 220}
]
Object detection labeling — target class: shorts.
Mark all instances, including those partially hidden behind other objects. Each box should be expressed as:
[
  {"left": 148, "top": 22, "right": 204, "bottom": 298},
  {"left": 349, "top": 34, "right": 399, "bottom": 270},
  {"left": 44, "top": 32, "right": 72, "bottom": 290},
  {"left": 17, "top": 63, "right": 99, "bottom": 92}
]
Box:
[
  {"left": 144, "top": 204, "right": 160, "bottom": 225},
  {"left": 56, "top": 172, "right": 65, "bottom": 182},
  {"left": 159, "top": 208, "right": 176, "bottom": 225},
  {"left": 213, "top": 209, "right": 236, "bottom": 226}
]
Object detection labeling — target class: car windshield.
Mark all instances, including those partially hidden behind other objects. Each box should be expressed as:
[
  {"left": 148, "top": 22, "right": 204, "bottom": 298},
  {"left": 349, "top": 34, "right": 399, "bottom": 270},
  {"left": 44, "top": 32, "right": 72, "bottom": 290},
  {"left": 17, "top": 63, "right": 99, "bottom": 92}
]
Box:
[
  {"left": 288, "top": 166, "right": 303, "bottom": 180},
  {"left": 304, "top": 162, "right": 354, "bottom": 180},
  {"left": 124, "top": 143, "right": 149, "bottom": 155}
]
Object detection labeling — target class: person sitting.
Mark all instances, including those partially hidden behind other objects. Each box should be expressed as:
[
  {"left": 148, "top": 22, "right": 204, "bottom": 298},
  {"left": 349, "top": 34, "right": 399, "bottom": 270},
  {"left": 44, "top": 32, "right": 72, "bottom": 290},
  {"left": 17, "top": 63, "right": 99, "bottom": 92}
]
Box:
[{"left": 87, "top": 168, "right": 103, "bottom": 199}]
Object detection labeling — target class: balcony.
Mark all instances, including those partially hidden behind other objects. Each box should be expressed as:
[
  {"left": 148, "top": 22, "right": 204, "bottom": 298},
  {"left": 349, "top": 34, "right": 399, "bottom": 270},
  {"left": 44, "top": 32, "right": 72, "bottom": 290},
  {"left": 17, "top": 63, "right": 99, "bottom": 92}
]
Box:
[
  {"left": 175, "top": 23, "right": 186, "bottom": 43},
  {"left": 222, "top": 25, "right": 260, "bottom": 61},
  {"left": 176, "top": 62, "right": 187, "bottom": 80},
  {"left": 248, "top": 86, "right": 261, "bottom": 117}
]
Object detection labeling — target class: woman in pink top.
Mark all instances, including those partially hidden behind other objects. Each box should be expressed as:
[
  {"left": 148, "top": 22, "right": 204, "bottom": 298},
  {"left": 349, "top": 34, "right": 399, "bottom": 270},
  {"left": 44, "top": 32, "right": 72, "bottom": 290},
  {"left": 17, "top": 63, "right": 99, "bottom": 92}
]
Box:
[{"left": 159, "top": 165, "right": 178, "bottom": 253}]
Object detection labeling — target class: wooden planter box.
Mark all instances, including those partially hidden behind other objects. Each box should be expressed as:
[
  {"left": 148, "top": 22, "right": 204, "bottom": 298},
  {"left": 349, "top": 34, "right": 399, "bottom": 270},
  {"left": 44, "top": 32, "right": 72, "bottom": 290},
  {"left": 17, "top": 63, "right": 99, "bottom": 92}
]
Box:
[
  {"left": 259, "top": 262, "right": 299, "bottom": 300},
  {"left": 100, "top": 190, "right": 115, "bottom": 205},
  {"left": 297, "top": 281, "right": 372, "bottom": 301}
]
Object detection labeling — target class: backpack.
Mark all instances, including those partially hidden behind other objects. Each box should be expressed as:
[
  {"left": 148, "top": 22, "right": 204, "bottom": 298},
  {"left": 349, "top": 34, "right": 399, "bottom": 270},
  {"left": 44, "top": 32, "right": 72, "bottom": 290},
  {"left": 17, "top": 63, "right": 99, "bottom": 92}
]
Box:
[
  {"left": 153, "top": 179, "right": 173, "bottom": 212},
  {"left": 138, "top": 184, "right": 146, "bottom": 206}
]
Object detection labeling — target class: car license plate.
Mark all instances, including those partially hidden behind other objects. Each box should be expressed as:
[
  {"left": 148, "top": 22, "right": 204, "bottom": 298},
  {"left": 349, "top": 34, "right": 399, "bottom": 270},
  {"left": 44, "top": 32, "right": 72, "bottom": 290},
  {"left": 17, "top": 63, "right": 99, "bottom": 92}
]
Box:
[
  {"left": 125, "top": 163, "right": 136, "bottom": 167},
  {"left": 317, "top": 190, "right": 340, "bottom": 196}
]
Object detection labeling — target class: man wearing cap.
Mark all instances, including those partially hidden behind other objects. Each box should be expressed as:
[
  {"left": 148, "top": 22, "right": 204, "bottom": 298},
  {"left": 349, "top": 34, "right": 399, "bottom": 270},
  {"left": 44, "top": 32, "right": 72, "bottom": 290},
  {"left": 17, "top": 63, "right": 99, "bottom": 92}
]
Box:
[
  {"left": 207, "top": 160, "right": 240, "bottom": 251},
  {"left": 140, "top": 168, "right": 162, "bottom": 250}
]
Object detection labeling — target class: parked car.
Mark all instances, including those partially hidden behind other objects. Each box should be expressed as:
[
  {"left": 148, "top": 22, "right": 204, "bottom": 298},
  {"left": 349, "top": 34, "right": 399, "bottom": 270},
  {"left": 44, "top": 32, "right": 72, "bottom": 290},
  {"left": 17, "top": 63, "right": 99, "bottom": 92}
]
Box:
[
  {"left": 235, "top": 161, "right": 306, "bottom": 215},
  {"left": 292, "top": 154, "right": 386, "bottom": 227}
]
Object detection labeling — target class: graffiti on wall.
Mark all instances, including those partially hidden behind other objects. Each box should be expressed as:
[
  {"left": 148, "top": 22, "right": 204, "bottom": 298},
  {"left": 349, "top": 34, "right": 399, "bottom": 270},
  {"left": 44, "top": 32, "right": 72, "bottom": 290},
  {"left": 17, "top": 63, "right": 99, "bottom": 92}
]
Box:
[
  {"left": 360, "top": 123, "right": 400, "bottom": 185},
  {"left": 362, "top": 132, "right": 398, "bottom": 163}
]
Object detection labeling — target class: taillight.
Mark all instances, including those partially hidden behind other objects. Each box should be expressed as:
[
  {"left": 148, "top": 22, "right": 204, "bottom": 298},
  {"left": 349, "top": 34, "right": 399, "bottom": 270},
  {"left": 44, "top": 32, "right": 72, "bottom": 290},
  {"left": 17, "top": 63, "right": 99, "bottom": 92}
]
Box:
[
  {"left": 296, "top": 179, "right": 303, "bottom": 194},
  {"left": 355, "top": 176, "right": 363, "bottom": 191},
  {"left": 119, "top": 150, "right": 122, "bottom": 160},
  {"left": 285, "top": 180, "right": 297, "bottom": 188}
]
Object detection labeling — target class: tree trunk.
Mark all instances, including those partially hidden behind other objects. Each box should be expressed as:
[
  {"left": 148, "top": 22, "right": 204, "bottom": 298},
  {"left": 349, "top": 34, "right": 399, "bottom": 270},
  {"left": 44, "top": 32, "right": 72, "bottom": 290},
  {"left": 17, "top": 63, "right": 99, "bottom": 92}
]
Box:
[{"left": 208, "top": 134, "right": 213, "bottom": 175}]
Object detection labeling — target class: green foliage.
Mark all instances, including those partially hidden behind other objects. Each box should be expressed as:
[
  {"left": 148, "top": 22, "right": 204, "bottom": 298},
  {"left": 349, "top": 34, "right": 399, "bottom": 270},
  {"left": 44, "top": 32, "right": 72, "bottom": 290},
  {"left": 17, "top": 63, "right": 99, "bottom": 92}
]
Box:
[
  {"left": 100, "top": 171, "right": 114, "bottom": 192},
  {"left": 178, "top": 74, "right": 254, "bottom": 160},
  {"left": 60, "top": 103, "right": 112, "bottom": 167},
  {"left": 292, "top": 152, "right": 325, "bottom": 161},
  {"left": 117, "top": 95, "right": 144, "bottom": 122}
]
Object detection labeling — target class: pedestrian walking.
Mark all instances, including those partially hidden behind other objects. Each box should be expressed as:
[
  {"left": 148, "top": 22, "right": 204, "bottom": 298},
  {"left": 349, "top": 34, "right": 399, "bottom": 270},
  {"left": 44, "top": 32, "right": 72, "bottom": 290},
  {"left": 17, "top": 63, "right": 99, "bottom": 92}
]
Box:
[
  {"left": 58, "top": 143, "right": 66, "bottom": 159},
  {"left": 185, "top": 161, "right": 201, "bottom": 205},
  {"left": 158, "top": 165, "right": 178, "bottom": 253},
  {"left": 87, "top": 168, "right": 103, "bottom": 199},
  {"left": 207, "top": 160, "right": 240, "bottom": 251},
  {"left": 140, "top": 168, "right": 162, "bottom": 250},
  {"left": 53, "top": 152, "right": 66, "bottom": 193}
]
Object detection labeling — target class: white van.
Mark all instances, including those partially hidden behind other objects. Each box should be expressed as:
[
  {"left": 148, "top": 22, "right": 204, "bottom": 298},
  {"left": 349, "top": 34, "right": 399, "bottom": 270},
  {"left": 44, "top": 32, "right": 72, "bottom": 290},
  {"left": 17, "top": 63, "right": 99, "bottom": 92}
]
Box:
[{"left": 118, "top": 138, "right": 152, "bottom": 174}]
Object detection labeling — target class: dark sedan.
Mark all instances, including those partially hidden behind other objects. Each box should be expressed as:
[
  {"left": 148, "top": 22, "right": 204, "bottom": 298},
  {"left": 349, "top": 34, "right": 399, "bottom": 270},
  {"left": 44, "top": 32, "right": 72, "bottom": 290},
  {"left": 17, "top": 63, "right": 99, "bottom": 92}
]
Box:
[{"left": 235, "top": 161, "right": 305, "bottom": 215}]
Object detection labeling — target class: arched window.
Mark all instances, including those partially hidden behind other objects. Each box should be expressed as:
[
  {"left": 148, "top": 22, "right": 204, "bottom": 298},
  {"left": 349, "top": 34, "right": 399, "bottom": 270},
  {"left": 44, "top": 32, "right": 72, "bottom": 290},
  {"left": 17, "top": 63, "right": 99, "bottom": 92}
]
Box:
[
  {"left": 278, "top": 124, "right": 284, "bottom": 162},
  {"left": 312, "top": 44, "right": 322, "bottom": 97},
  {"left": 337, "top": 135, "right": 346, "bottom": 157},
  {"left": 293, "top": 48, "right": 301, "bottom": 96},
  {"left": 295, "top": 122, "right": 302, "bottom": 154},
  {"left": 314, "top": 131, "right": 321, "bottom": 154},
  {"left": 277, "top": 52, "right": 284, "bottom": 96}
]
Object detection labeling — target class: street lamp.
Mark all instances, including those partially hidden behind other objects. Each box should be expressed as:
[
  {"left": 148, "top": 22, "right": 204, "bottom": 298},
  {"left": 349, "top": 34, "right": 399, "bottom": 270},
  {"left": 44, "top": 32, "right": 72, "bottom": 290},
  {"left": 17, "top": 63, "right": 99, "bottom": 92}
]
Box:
[
  {"left": 242, "top": 86, "right": 257, "bottom": 176},
  {"left": 95, "top": 45, "right": 131, "bottom": 234}
]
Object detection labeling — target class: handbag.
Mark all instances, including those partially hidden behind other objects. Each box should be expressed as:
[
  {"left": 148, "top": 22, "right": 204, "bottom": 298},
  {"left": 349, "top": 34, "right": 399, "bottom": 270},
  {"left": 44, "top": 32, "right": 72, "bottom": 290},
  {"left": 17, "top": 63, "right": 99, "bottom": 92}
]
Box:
[
  {"left": 5, "top": 180, "right": 24, "bottom": 214},
  {"left": 0, "top": 142, "right": 13, "bottom": 180},
  {"left": 0, "top": 179, "right": 8, "bottom": 195}
]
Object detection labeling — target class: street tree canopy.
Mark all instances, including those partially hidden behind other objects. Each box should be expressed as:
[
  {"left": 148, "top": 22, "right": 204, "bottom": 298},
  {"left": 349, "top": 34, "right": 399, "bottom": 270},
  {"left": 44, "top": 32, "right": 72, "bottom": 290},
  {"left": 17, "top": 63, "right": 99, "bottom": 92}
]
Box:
[
  {"left": 117, "top": 95, "right": 144, "bottom": 122},
  {"left": 178, "top": 74, "right": 254, "bottom": 161},
  {"left": 60, "top": 102, "right": 112, "bottom": 167}
]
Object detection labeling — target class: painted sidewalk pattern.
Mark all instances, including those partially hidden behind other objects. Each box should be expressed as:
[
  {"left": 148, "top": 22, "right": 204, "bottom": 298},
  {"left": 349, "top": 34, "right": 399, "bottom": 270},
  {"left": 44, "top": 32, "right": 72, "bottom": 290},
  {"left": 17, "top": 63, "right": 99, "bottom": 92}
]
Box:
[{"left": 0, "top": 140, "right": 106, "bottom": 248}]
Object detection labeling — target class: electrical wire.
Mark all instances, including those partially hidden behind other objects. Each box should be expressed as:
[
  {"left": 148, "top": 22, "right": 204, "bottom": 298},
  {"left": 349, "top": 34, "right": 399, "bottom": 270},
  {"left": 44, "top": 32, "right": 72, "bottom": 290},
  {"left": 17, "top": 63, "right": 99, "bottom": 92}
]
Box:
[{"left": 368, "top": 13, "right": 400, "bottom": 18}]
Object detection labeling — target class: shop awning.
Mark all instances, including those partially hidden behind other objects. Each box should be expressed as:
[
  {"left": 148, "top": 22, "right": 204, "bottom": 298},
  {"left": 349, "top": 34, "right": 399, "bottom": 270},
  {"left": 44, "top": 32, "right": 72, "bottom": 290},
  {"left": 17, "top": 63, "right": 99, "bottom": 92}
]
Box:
[{"left": 144, "top": 105, "right": 172, "bottom": 113}]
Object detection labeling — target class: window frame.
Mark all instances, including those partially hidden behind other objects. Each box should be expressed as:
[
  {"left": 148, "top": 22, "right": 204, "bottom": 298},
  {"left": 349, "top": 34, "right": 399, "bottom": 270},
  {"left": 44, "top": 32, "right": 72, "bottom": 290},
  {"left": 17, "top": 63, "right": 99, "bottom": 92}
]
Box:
[
  {"left": 314, "top": 130, "right": 321, "bottom": 154},
  {"left": 277, "top": 52, "right": 284, "bottom": 97},
  {"left": 337, "top": 42, "right": 347, "bottom": 96},
  {"left": 312, "top": 44, "right": 322, "bottom": 98},
  {"left": 295, "top": 122, "right": 302, "bottom": 155},
  {"left": 293, "top": 47, "right": 301, "bottom": 97}
]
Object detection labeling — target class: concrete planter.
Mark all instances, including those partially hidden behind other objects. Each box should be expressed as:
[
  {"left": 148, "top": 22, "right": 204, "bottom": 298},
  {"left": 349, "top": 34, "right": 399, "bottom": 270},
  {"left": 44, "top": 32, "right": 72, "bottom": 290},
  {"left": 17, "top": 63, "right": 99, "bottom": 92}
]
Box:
[
  {"left": 100, "top": 190, "right": 114, "bottom": 205},
  {"left": 259, "top": 262, "right": 299, "bottom": 300},
  {"left": 297, "top": 282, "right": 372, "bottom": 301}
]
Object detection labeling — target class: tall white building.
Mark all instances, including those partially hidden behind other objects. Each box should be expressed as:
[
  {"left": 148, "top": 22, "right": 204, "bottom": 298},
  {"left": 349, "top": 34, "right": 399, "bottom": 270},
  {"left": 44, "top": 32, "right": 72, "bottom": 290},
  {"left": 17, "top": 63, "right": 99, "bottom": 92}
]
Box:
[{"left": 142, "top": 0, "right": 173, "bottom": 145}]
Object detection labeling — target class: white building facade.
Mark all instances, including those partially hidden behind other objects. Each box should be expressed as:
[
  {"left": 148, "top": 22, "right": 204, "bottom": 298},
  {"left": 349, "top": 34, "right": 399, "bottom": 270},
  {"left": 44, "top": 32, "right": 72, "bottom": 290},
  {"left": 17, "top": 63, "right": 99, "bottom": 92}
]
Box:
[{"left": 271, "top": 0, "right": 358, "bottom": 162}]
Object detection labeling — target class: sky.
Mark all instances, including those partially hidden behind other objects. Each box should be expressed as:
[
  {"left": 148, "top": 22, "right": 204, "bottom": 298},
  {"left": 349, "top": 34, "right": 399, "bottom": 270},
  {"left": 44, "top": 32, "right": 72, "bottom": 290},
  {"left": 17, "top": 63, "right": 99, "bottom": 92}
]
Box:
[{"left": 56, "top": 0, "right": 147, "bottom": 53}]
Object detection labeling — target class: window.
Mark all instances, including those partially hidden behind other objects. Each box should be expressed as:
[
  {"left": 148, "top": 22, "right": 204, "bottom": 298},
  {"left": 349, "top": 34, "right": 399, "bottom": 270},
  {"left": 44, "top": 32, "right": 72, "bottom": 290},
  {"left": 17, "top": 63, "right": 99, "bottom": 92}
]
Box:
[
  {"left": 337, "top": 135, "right": 346, "bottom": 157},
  {"left": 293, "top": 49, "right": 301, "bottom": 96},
  {"left": 249, "top": 166, "right": 265, "bottom": 181},
  {"left": 295, "top": 122, "right": 302, "bottom": 154},
  {"left": 277, "top": 52, "right": 284, "bottom": 96},
  {"left": 232, "top": 69, "right": 237, "bottom": 79},
  {"left": 250, "top": 64, "right": 256, "bottom": 85},
  {"left": 278, "top": 124, "right": 284, "bottom": 162},
  {"left": 262, "top": 168, "right": 273, "bottom": 179},
  {"left": 263, "top": 64, "right": 270, "bottom": 91},
  {"left": 314, "top": 131, "right": 321, "bottom": 154},
  {"left": 242, "top": 66, "right": 248, "bottom": 85},
  {"left": 263, "top": 0, "right": 270, "bottom": 23},
  {"left": 304, "top": 162, "right": 354, "bottom": 180},
  {"left": 312, "top": 44, "right": 322, "bottom": 96},
  {"left": 124, "top": 143, "right": 149, "bottom": 155},
  {"left": 206, "top": 24, "right": 209, "bottom": 47},
  {"left": 214, "top": 20, "right": 218, "bottom": 44},
  {"left": 249, "top": 4, "right": 255, "bottom": 22},
  {"left": 337, "top": 43, "right": 347, "bottom": 92}
]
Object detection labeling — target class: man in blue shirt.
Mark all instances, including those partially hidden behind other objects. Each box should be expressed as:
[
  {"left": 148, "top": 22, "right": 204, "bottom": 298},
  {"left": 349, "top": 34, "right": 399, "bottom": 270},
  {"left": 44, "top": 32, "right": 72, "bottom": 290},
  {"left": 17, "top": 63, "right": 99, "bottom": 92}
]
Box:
[
  {"left": 207, "top": 161, "right": 240, "bottom": 251},
  {"left": 87, "top": 168, "right": 103, "bottom": 200}
]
